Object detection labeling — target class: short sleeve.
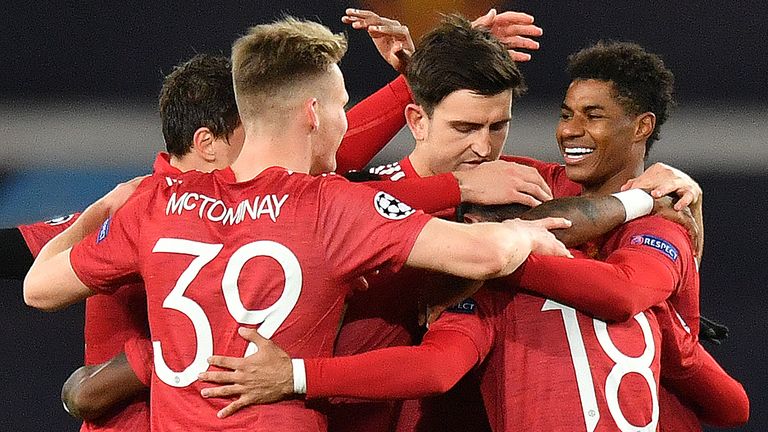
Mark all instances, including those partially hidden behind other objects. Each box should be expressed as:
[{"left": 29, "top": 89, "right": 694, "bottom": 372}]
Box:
[
  {"left": 70, "top": 202, "right": 142, "bottom": 294},
  {"left": 318, "top": 178, "right": 432, "bottom": 280},
  {"left": 18, "top": 213, "right": 80, "bottom": 257}
]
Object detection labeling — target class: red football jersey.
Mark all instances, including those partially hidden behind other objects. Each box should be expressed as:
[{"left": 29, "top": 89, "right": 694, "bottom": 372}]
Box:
[{"left": 70, "top": 166, "right": 432, "bottom": 431}]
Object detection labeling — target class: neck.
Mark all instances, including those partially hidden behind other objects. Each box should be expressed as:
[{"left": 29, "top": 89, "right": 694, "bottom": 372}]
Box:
[
  {"left": 170, "top": 154, "right": 213, "bottom": 173},
  {"left": 581, "top": 163, "right": 646, "bottom": 196},
  {"left": 408, "top": 145, "right": 437, "bottom": 177},
  {"left": 230, "top": 123, "right": 311, "bottom": 182}
]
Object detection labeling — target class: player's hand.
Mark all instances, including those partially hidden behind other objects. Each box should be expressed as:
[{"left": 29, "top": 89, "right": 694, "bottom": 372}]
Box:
[
  {"left": 471, "top": 9, "right": 543, "bottom": 62},
  {"left": 504, "top": 217, "right": 573, "bottom": 258},
  {"left": 342, "top": 8, "right": 414, "bottom": 74},
  {"left": 652, "top": 196, "right": 700, "bottom": 255},
  {"left": 96, "top": 175, "right": 149, "bottom": 216},
  {"left": 199, "top": 327, "right": 294, "bottom": 418},
  {"left": 621, "top": 162, "right": 704, "bottom": 257},
  {"left": 454, "top": 160, "right": 553, "bottom": 207}
]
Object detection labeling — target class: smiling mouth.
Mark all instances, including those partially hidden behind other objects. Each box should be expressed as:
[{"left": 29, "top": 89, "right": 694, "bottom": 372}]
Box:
[{"left": 563, "top": 147, "right": 594, "bottom": 162}]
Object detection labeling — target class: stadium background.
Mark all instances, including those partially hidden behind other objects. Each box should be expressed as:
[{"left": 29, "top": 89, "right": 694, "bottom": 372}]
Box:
[{"left": 0, "top": 1, "right": 764, "bottom": 430}]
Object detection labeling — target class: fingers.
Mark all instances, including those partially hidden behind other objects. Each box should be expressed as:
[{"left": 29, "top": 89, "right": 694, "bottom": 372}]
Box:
[
  {"left": 198, "top": 370, "right": 238, "bottom": 384},
  {"left": 343, "top": 8, "right": 400, "bottom": 30},
  {"left": 237, "top": 326, "right": 267, "bottom": 345},
  {"left": 508, "top": 51, "right": 533, "bottom": 62},
  {"left": 507, "top": 192, "right": 542, "bottom": 208},
  {"left": 492, "top": 11, "right": 535, "bottom": 25},
  {"left": 536, "top": 216, "right": 573, "bottom": 231},
  {"left": 207, "top": 354, "right": 243, "bottom": 371},
  {"left": 674, "top": 190, "right": 695, "bottom": 211},
  {"left": 217, "top": 397, "right": 251, "bottom": 419},
  {"left": 471, "top": 8, "right": 497, "bottom": 28},
  {"left": 497, "top": 34, "right": 541, "bottom": 50},
  {"left": 201, "top": 383, "right": 242, "bottom": 398}
]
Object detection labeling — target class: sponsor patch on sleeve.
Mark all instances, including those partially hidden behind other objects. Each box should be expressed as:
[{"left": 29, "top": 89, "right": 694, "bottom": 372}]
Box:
[
  {"left": 373, "top": 191, "right": 416, "bottom": 220},
  {"left": 629, "top": 234, "right": 679, "bottom": 261},
  {"left": 445, "top": 298, "right": 477, "bottom": 315},
  {"left": 96, "top": 217, "right": 111, "bottom": 243}
]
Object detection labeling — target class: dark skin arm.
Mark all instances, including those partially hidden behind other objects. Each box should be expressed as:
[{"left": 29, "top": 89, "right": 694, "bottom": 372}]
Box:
[{"left": 61, "top": 353, "right": 147, "bottom": 421}]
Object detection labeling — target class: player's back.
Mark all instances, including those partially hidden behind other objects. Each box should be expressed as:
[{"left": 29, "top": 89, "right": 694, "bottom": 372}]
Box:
[
  {"left": 479, "top": 285, "right": 663, "bottom": 432},
  {"left": 111, "top": 167, "right": 430, "bottom": 431}
]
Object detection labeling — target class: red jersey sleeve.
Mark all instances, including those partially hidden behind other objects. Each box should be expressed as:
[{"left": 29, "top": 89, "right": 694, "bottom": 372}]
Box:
[
  {"left": 304, "top": 290, "right": 495, "bottom": 400},
  {"left": 337, "top": 75, "right": 412, "bottom": 173},
  {"left": 500, "top": 155, "right": 581, "bottom": 198},
  {"left": 362, "top": 173, "right": 461, "bottom": 215},
  {"left": 124, "top": 336, "right": 154, "bottom": 388},
  {"left": 655, "top": 302, "right": 750, "bottom": 427},
  {"left": 508, "top": 216, "right": 691, "bottom": 322},
  {"left": 69, "top": 199, "right": 143, "bottom": 294},
  {"left": 17, "top": 213, "right": 80, "bottom": 257},
  {"left": 318, "top": 178, "right": 432, "bottom": 280}
]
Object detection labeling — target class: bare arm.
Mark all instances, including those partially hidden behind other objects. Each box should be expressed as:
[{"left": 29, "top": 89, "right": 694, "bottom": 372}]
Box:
[
  {"left": 62, "top": 353, "right": 148, "bottom": 420},
  {"left": 24, "top": 176, "right": 145, "bottom": 311},
  {"left": 405, "top": 217, "right": 572, "bottom": 280}
]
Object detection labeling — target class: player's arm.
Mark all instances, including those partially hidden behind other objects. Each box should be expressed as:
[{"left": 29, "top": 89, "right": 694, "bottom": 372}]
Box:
[
  {"left": 406, "top": 217, "right": 572, "bottom": 280},
  {"left": 62, "top": 356, "right": 146, "bottom": 420},
  {"left": 336, "top": 9, "right": 415, "bottom": 173},
  {"left": 199, "top": 323, "right": 482, "bottom": 418},
  {"left": 24, "top": 177, "right": 145, "bottom": 311},
  {"left": 0, "top": 228, "right": 34, "bottom": 280},
  {"left": 657, "top": 303, "right": 749, "bottom": 427},
  {"left": 507, "top": 218, "right": 690, "bottom": 322}
]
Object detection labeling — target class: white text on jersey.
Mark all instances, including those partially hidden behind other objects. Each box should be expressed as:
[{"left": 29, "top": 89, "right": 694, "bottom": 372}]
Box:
[{"left": 166, "top": 192, "right": 289, "bottom": 224}]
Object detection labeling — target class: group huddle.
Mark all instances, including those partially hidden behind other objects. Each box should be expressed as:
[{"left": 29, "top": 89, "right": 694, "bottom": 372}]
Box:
[{"left": 8, "top": 7, "right": 750, "bottom": 432}]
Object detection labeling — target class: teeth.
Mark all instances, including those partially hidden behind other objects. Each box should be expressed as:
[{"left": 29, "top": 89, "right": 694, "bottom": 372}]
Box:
[{"left": 564, "top": 147, "right": 594, "bottom": 155}]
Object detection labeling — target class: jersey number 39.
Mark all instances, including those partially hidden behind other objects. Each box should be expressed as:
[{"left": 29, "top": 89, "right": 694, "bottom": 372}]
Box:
[{"left": 151, "top": 238, "right": 302, "bottom": 387}]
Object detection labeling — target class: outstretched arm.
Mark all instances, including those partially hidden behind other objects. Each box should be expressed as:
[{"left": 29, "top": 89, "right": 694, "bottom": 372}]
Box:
[{"left": 199, "top": 324, "right": 481, "bottom": 418}]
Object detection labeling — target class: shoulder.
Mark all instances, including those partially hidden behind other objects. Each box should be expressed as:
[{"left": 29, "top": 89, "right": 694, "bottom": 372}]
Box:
[{"left": 611, "top": 215, "right": 693, "bottom": 262}]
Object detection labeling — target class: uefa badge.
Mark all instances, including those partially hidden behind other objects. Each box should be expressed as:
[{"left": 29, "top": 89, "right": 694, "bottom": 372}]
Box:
[{"left": 373, "top": 191, "right": 416, "bottom": 220}]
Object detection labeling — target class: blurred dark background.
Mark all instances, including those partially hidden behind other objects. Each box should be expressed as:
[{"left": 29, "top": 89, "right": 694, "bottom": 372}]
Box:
[{"left": 1, "top": 1, "right": 765, "bottom": 430}]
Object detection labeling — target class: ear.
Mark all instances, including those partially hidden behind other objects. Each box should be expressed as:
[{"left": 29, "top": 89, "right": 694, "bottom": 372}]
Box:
[
  {"left": 635, "top": 112, "right": 656, "bottom": 143},
  {"left": 463, "top": 213, "right": 481, "bottom": 224},
  {"left": 405, "top": 103, "right": 428, "bottom": 141},
  {"left": 305, "top": 98, "right": 320, "bottom": 132},
  {"left": 191, "top": 127, "right": 216, "bottom": 162}
]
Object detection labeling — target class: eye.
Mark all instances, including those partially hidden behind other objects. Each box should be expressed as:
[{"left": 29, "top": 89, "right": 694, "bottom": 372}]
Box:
[
  {"left": 453, "top": 124, "right": 476, "bottom": 133},
  {"left": 559, "top": 111, "right": 572, "bottom": 120},
  {"left": 489, "top": 121, "right": 509, "bottom": 132}
]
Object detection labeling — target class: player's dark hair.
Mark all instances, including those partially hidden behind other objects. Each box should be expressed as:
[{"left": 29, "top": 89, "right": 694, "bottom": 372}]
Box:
[
  {"left": 567, "top": 41, "right": 675, "bottom": 156},
  {"left": 458, "top": 202, "right": 531, "bottom": 223},
  {"left": 406, "top": 14, "right": 526, "bottom": 116},
  {"left": 159, "top": 54, "right": 240, "bottom": 157}
]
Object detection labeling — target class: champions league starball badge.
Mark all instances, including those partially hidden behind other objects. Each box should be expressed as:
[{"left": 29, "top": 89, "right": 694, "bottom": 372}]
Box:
[{"left": 373, "top": 191, "right": 416, "bottom": 220}]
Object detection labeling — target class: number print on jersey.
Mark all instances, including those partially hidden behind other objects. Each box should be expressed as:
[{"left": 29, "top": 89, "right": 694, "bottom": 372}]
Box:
[
  {"left": 542, "top": 300, "right": 659, "bottom": 432},
  {"left": 152, "top": 238, "right": 302, "bottom": 387}
]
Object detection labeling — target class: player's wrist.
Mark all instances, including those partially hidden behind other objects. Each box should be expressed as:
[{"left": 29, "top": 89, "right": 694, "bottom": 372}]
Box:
[
  {"left": 291, "top": 359, "right": 307, "bottom": 395},
  {"left": 611, "top": 189, "right": 654, "bottom": 222}
]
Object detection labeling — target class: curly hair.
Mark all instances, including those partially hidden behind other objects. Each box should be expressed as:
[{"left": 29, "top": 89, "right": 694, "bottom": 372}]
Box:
[
  {"left": 567, "top": 41, "right": 675, "bottom": 154},
  {"left": 406, "top": 14, "right": 526, "bottom": 116},
  {"left": 159, "top": 54, "right": 240, "bottom": 157}
]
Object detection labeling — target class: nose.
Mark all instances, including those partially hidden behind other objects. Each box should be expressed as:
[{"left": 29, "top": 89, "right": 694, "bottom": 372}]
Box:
[
  {"left": 470, "top": 128, "right": 493, "bottom": 158},
  {"left": 558, "top": 115, "right": 584, "bottom": 140}
]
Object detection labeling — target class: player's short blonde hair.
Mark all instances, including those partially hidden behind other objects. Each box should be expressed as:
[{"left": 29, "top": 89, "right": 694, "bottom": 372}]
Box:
[{"left": 231, "top": 17, "right": 348, "bottom": 121}]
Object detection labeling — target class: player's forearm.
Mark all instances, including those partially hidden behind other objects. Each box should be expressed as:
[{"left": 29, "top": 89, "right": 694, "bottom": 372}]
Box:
[
  {"left": 336, "top": 75, "right": 411, "bottom": 173},
  {"left": 304, "top": 329, "right": 478, "bottom": 400},
  {"left": 364, "top": 174, "right": 461, "bottom": 214},
  {"left": 509, "top": 252, "right": 676, "bottom": 322},
  {"left": 24, "top": 201, "right": 108, "bottom": 310},
  {"left": 662, "top": 346, "right": 749, "bottom": 427},
  {"left": 409, "top": 219, "right": 531, "bottom": 280},
  {"left": 62, "top": 353, "right": 148, "bottom": 421},
  {"left": 520, "top": 195, "right": 625, "bottom": 247}
]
